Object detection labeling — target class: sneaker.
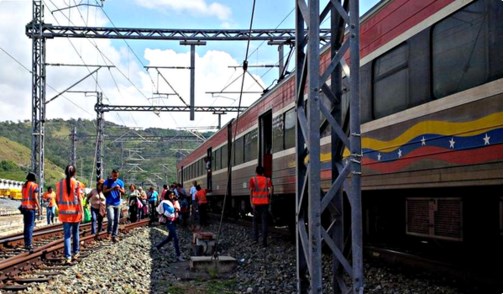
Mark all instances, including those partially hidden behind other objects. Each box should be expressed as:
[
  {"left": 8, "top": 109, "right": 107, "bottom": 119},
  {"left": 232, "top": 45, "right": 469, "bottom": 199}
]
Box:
[
  {"left": 112, "top": 236, "right": 118, "bottom": 243},
  {"left": 72, "top": 252, "right": 80, "bottom": 260},
  {"left": 65, "top": 257, "right": 72, "bottom": 264},
  {"left": 177, "top": 256, "right": 185, "bottom": 262}
]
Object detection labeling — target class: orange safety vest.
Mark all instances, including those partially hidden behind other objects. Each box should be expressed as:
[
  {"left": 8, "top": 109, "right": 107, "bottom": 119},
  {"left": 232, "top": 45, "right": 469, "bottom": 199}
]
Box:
[
  {"left": 196, "top": 189, "right": 207, "bottom": 205},
  {"left": 250, "top": 176, "right": 271, "bottom": 205},
  {"left": 43, "top": 192, "right": 57, "bottom": 207},
  {"left": 56, "top": 178, "right": 82, "bottom": 223},
  {"left": 21, "top": 181, "right": 38, "bottom": 210}
]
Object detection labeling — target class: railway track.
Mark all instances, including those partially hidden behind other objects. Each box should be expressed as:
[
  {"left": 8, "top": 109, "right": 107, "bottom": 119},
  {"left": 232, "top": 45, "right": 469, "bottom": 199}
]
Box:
[{"left": 0, "top": 219, "right": 149, "bottom": 292}]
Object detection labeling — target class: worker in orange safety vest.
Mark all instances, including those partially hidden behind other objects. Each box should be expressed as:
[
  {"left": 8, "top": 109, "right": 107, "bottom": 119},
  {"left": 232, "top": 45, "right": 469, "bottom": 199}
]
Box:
[
  {"left": 21, "top": 172, "right": 40, "bottom": 252},
  {"left": 195, "top": 185, "right": 208, "bottom": 226},
  {"left": 56, "top": 165, "right": 83, "bottom": 263},
  {"left": 248, "top": 165, "right": 273, "bottom": 247}
]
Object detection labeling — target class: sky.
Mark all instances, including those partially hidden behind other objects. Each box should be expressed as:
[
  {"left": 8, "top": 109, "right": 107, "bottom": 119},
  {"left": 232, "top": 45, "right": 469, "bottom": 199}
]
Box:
[{"left": 0, "top": 0, "right": 380, "bottom": 132}]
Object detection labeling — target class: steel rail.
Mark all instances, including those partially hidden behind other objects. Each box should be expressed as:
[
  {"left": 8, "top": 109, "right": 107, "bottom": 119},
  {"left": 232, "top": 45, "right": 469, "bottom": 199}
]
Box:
[{"left": 0, "top": 219, "right": 149, "bottom": 290}]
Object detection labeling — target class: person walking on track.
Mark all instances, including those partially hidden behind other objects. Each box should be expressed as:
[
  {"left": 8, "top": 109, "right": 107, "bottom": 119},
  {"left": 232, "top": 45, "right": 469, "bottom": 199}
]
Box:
[
  {"left": 86, "top": 179, "right": 106, "bottom": 240},
  {"left": 42, "top": 186, "right": 56, "bottom": 225},
  {"left": 21, "top": 172, "right": 40, "bottom": 253},
  {"left": 55, "top": 165, "right": 83, "bottom": 263},
  {"left": 103, "top": 169, "right": 125, "bottom": 243},
  {"left": 155, "top": 191, "right": 184, "bottom": 262},
  {"left": 249, "top": 165, "right": 273, "bottom": 247}
]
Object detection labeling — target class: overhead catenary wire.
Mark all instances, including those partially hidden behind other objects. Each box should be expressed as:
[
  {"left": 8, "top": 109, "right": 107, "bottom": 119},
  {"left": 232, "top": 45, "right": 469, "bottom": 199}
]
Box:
[
  {"left": 46, "top": 0, "right": 179, "bottom": 129},
  {"left": 214, "top": 0, "right": 257, "bottom": 259},
  {"left": 97, "top": 3, "right": 183, "bottom": 129},
  {"left": 0, "top": 46, "right": 94, "bottom": 116},
  {"left": 45, "top": 0, "right": 129, "bottom": 127}
]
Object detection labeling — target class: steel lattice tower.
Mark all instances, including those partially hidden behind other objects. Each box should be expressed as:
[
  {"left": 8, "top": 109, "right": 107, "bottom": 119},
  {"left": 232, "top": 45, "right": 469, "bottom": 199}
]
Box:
[{"left": 295, "top": 0, "right": 362, "bottom": 292}]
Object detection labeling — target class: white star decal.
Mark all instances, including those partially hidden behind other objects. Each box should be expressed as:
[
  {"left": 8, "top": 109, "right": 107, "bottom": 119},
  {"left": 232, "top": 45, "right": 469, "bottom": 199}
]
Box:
[
  {"left": 377, "top": 153, "right": 381, "bottom": 161},
  {"left": 449, "top": 138, "right": 455, "bottom": 149},
  {"left": 397, "top": 149, "right": 402, "bottom": 158},
  {"left": 483, "top": 133, "right": 490, "bottom": 145},
  {"left": 421, "top": 136, "right": 426, "bottom": 146}
]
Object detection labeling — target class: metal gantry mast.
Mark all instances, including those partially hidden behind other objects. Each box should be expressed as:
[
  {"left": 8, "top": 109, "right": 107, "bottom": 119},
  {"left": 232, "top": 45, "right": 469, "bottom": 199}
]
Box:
[
  {"left": 70, "top": 126, "right": 77, "bottom": 166},
  {"left": 95, "top": 92, "right": 104, "bottom": 183},
  {"left": 95, "top": 104, "right": 248, "bottom": 113},
  {"left": 30, "top": 0, "right": 46, "bottom": 205},
  {"left": 295, "top": 0, "right": 362, "bottom": 293},
  {"left": 26, "top": 25, "right": 331, "bottom": 41}
]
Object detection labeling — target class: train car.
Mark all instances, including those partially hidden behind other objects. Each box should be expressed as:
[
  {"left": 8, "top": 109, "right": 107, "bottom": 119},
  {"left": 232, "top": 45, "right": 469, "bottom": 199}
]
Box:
[
  {"left": 9, "top": 188, "right": 22, "bottom": 200},
  {"left": 178, "top": 0, "right": 502, "bottom": 290}
]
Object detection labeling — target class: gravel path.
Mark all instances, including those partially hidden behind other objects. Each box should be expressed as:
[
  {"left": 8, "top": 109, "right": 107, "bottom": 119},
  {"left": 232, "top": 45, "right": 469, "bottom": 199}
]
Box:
[{"left": 18, "top": 221, "right": 469, "bottom": 294}]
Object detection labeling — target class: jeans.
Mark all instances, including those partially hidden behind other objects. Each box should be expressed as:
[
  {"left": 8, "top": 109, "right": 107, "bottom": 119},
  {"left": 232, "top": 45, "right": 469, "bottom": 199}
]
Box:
[
  {"left": 156, "top": 220, "right": 180, "bottom": 256},
  {"left": 90, "top": 207, "right": 103, "bottom": 235},
  {"left": 63, "top": 222, "right": 80, "bottom": 258},
  {"left": 106, "top": 205, "right": 120, "bottom": 237},
  {"left": 253, "top": 205, "right": 269, "bottom": 246},
  {"left": 23, "top": 209, "right": 36, "bottom": 248},
  {"left": 46, "top": 206, "right": 55, "bottom": 224},
  {"left": 198, "top": 203, "right": 208, "bottom": 226}
]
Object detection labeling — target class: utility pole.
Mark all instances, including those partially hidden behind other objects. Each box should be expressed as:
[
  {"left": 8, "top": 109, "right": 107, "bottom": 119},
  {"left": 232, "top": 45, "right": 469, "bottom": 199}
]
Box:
[
  {"left": 180, "top": 40, "right": 206, "bottom": 121},
  {"left": 70, "top": 126, "right": 77, "bottom": 166},
  {"left": 295, "top": 0, "right": 362, "bottom": 293},
  {"left": 30, "top": 0, "right": 46, "bottom": 208},
  {"left": 96, "top": 92, "right": 104, "bottom": 183}
]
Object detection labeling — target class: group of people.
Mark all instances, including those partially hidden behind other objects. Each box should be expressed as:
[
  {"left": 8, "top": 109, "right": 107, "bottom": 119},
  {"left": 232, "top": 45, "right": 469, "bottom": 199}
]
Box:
[
  {"left": 19, "top": 163, "right": 273, "bottom": 263},
  {"left": 19, "top": 166, "right": 126, "bottom": 262}
]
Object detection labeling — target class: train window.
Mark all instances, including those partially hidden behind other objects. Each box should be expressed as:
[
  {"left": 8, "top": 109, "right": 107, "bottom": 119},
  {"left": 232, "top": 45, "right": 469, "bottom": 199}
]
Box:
[
  {"left": 284, "top": 108, "right": 296, "bottom": 149},
  {"left": 244, "top": 129, "right": 258, "bottom": 162},
  {"left": 216, "top": 149, "right": 222, "bottom": 170},
  {"left": 272, "top": 114, "right": 284, "bottom": 152},
  {"left": 222, "top": 144, "right": 228, "bottom": 168},
  {"left": 212, "top": 151, "right": 217, "bottom": 171},
  {"left": 432, "top": 0, "right": 488, "bottom": 98},
  {"left": 234, "top": 137, "right": 244, "bottom": 165},
  {"left": 373, "top": 43, "right": 409, "bottom": 118}
]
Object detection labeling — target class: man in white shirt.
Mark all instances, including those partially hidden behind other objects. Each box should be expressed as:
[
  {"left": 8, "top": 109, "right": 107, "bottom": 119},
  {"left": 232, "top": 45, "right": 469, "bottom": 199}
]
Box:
[{"left": 189, "top": 181, "right": 198, "bottom": 223}]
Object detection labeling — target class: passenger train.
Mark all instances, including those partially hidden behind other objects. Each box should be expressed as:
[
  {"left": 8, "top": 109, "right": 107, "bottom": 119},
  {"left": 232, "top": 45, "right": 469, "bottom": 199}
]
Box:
[{"left": 178, "top": 0, "right": 502, "bottom": 290}]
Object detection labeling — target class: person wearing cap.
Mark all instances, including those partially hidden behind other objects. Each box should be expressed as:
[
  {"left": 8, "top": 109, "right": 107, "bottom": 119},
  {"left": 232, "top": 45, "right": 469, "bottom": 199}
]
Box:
[
  {"left": 87, "top": 179, "right": 106, "bottom": 240},
  {"left": 21, "top": 172, "right": 40, "bottom": 252}
]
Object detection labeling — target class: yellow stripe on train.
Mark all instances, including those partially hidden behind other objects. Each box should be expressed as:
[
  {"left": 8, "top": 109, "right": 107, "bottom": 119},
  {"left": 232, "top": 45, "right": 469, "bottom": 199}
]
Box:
[{"left": 361, "top": 113, "right": 502, "bottom": 152}]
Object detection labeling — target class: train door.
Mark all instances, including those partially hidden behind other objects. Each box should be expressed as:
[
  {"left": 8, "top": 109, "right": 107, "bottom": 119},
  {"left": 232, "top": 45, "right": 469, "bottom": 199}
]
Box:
[
  {"left": 259, "top": 110, "right": 272, "bottom": 178},
  {"left": 180, "top": 166, "right": 184, "bottom": 186},
  {"left": 206, "top": 148, "right": 212, "bottom": 191}
]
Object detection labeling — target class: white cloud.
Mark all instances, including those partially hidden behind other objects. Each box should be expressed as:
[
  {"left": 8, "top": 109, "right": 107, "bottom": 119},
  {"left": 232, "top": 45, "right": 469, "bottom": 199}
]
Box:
[
  {"left": 135, "top": 0, "right": 232, "bottom": 21},
  {"left": 0, "top": 0, "right": 264, "bottom": 132}
]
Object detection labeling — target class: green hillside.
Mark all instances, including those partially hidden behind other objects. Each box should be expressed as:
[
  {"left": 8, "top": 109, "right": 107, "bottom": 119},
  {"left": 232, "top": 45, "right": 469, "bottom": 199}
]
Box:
[
  {"left": 0, "top": 136, "right": 64, "bottom": 186},
  {"left": 0, "top": 119, "right": 210, "bottom": 188}
]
